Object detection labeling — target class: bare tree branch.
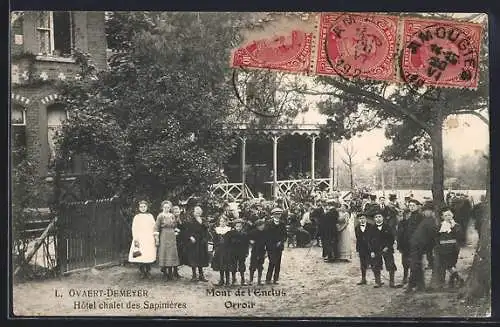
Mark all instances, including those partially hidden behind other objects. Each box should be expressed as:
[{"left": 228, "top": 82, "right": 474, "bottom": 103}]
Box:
[
  {"left": 454, "top": 110, "right": 489, "bottom": 125},
  {"left": 288, "top": 82, "right": 432, "bottom": 133}
]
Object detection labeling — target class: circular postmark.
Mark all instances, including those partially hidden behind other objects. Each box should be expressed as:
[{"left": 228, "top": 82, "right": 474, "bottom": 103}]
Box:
[
  {"left": 400, "top": 21, "right": 480, "bottom": 92},
  {"left": 323, "top": 13, "right": 398, "bottom": 82}
]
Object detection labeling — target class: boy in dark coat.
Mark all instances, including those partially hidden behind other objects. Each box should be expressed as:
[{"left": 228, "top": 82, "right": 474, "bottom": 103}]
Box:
[
  {"left": 354, "top": 212, "right": 374, "bottom": 285},
  {"left": 226, "top": 218, "right": 250, "bottom": 285},
  {"left": 248, "top": 219, "right": 267, "bottom": 285},
  {"left": 398, "top": 199, "right": 424, "bottom": 286},
  {"left": 369, "top": 211, "right": 398, "bottom": 288},
  {"left": 396, "top": 211, "right": 410, "bottom": 285},
  {"left": 265, "top": 207, "right": 287, "bottom": 284},
  {"left": 407, "top": 201, "right": 438, "bottom": 293}
]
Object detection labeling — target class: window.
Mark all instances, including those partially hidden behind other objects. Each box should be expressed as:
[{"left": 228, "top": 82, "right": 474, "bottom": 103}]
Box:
[
  {"left": 11, "top": 105, "right": 26, "bottom": 126},
  {"left": 36, "top": 11, "right": 74, "bottom": 57},
  {"left": 47, "top": 103, "right": 68, "bottom": 169},
  {"left": 11, "top": 104, "right": 26, "bottom": 165}
]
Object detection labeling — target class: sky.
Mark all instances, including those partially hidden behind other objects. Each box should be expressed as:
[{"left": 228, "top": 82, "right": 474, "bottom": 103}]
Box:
[{"left": 293, "top": 94, "right": 489, "bottom": 169}]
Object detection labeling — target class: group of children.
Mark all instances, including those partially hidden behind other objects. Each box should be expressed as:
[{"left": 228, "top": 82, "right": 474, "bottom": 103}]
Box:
[
  {"left": 211, "top": 207, "right": 287, "bottom": 286},
  {"left": 128, "top": 200, "right": 288, "bottom": 285},
  {"left": 354, "top": 197, "right": 466, "bottom": 292}
]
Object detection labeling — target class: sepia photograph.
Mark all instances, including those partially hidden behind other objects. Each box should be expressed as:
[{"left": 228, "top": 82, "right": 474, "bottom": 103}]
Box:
[{"left": 9, "top": 11, "right": 490, "bottom": 318}]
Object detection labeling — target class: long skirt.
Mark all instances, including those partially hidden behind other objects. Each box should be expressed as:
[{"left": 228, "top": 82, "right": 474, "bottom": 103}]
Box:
[
  {"left": 337, "top": 216, "right": 353, "bottom": 260},
  {"left": 157, "top": 228, "right": 179, "bottom": 267}
]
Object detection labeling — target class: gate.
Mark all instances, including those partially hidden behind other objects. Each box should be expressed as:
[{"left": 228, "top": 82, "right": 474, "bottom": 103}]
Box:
[{"left": 57, "top": 197, "right": 128, "bottom": 274}]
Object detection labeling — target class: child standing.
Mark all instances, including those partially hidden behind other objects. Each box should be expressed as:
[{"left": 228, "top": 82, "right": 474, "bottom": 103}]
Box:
[
  {"left": 354, "top": 212, "right": 374, "bottom": 285},
  {"left": 154, "top": 200, "right": 180, "bottom": 281},
  {"left": 248, "top": 219, "right": 267, "bottom": 285},
  {"left": 227, "top": 218, "right": 250, "bottom": 285},
  {"left": 369, "top": 211, "right": 398, "bottom": 288},
  {"left": 211, "top": 216, "right": 232, "bottom": 286},
  {"left": 437, "top": 207, "right": 465, "bottom": 288},
  {"left": 128, "top": 200, "right": 157, "bottom": 279}
]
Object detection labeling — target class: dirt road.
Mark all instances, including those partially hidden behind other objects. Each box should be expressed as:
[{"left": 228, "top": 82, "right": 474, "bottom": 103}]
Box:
[{"left": 12, "top": 228, "right": 489, "bottom": 318}]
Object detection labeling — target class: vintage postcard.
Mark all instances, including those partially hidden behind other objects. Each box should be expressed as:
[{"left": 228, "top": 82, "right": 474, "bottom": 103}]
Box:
[{"left": 10, "top": 11, "right": 490, "bottom": 318}]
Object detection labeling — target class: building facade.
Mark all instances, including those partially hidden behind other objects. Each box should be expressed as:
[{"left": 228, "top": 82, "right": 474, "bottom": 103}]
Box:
[{"left": 11, "top": 11, "right": 107, "bottom": 183}]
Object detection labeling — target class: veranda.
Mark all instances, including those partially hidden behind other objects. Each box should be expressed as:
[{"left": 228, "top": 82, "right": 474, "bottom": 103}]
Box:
[{"left": 209, "top": 123, "right": 335, "bottom": 203}]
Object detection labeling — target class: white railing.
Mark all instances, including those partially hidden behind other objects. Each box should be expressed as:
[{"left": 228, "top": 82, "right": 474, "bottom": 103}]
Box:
[
  {"left": 264, "top": 178, "right": 332, "bottom": 197},
  {"left": 209, "top": 183, "right": 255, "bottom": 202}
]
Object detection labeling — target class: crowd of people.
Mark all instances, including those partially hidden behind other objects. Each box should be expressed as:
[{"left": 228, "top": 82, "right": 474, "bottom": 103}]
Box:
[{"left": 126, "top": 190, "right": 486, "bottom": 293}]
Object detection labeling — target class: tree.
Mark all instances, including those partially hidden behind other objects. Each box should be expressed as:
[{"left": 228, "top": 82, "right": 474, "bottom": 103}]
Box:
[
  {"left": 289, "top": 13, "right": 489, "bottom": 299},
  {"left": 293, "top": 12, "right": 488, "bottom": 209},
  {"left": 56, "top": 12, "right": 248, "bottom": 207},
  {"left": 340, "top": 141, "right": 358, "bottom": 189}
]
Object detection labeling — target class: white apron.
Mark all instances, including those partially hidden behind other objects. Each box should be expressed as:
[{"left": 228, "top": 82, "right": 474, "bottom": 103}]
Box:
[{"left": 128, "top": 213, "right": 157, "bottom": 263}]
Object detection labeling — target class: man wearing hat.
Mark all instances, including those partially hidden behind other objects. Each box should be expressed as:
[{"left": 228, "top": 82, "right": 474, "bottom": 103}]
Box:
[
  {"left": 407, "top": 201, "right": 438, "bottom": 293},
  {"left": 226, "top": 218, "right": 249, "bottom": 285},
  {"left": 311, "top": 199, "right": 327, "bottom": 248},
  {"left": 318, "top": 199, "right": 339, "bottom": 262},
  {"left": 354, "top": 212, "right": 375, "bottom": 285},
  {"left": 369, "top": 210, "right": 398, "bottom": 288},
  {"left": 386, "top": 194, "right": 400, "bottom": 236},
  {"left": 397, "top": 198, "right": 423, "bottom": 286},
  {"left": 248, "top": 219, "right": 267, "bottom": 285},
  {"left": 364, "top": 194, "right": 379, "bottom": 225},
  {"left": 265, "top": 207, "right": 287, "bottom": 284}
]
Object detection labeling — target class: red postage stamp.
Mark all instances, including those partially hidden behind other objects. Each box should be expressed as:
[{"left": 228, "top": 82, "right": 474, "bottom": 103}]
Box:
[
  {"left": 400, "top": 18, "right": 483, "bottom": 89},
  {"left": 315, "top": 12, "right": 399, "bottom": 82},
  {"left": 230, "top": 30, "right": 314, "bottom": 74}
]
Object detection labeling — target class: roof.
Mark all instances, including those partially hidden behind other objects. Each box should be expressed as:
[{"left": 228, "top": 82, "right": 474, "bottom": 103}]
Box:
[{"left": 228, "top": 123, "right": 327, "bottom": 136}]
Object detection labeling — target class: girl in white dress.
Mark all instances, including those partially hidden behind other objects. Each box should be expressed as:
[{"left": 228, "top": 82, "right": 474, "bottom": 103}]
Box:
[{"left": 128, "top": 200, "right": 157, "bottom": 279}]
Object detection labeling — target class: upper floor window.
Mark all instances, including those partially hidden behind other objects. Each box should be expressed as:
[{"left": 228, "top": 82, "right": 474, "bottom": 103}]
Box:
[{"left": 36, "top": 11, "right": 74, "bottom": 57}]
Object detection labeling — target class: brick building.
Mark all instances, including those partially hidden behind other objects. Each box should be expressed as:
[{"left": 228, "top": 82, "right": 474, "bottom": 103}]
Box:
[{"left": 11, "top": 11, "right": 107, "bottom": 201}]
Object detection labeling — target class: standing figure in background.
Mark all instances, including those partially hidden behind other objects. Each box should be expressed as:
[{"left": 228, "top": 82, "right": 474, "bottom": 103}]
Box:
[
  {"left": 265, "top": 208, "right": 287, "bottom": 284},
  {"left": 184, "top": 206, "right": 210, "bottom": 282},
  {"left": 154, "top": 200, "right": 180, "bottom": 281},
  {"left": 386, "top": 194, "right": 400, "bottom": 236},
  {"left": 128, "top": 200, "right": 157, "bottom": 279},
  {"left": 318, "top": 200, "right": 339, "bottom": 262},
  {"left": 171, "top": 205, "right": 184, "bottom": 279},
  {"left": 336, "top": 203, "right": 352, "bottom": 262},
  {"left": 364, "top": 194, "right": 379, "bottom": 224},
  {"left": 310, "top": 199, "right": 325, "bottom": 247}
]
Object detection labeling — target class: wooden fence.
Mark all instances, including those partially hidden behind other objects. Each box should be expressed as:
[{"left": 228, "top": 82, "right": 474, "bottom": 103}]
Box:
[{"left": 57, "top": 197, "right": 128, "bottom": 274}]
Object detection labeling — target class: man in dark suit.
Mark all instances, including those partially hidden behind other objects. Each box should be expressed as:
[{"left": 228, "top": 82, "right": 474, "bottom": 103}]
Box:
[
  {"left": 318, "top": 199, "right": 339, "bottom": 262},
  {"left": 369, "top": 211, "right": 398, "bottom": 288},
  {"left": 355, "top": 212, "right": 374, "bottom": 285},
  {"left": 310, "top": 199, "right": 326, "bottom": 247},
  {"left": 398, "top": 199, "right": 423, "bottom": 286},
  {"left": 265, "top": 207, "right": 287, "bottom": 284},
  {"left": 364, "top": 194, "right": 379, "bottom": 224},
  {"left": 407, "top": 201, "right": 438, "bottom": 293}
]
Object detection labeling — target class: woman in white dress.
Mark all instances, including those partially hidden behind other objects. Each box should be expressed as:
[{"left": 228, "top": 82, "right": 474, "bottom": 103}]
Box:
[{"left": 128, "top": 200, "right": 158, "bottom": 279}]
